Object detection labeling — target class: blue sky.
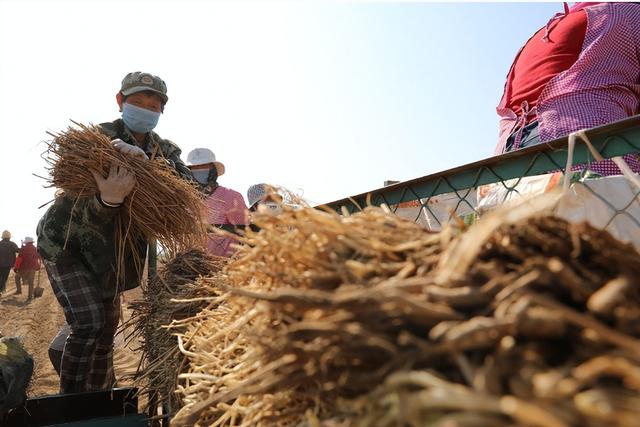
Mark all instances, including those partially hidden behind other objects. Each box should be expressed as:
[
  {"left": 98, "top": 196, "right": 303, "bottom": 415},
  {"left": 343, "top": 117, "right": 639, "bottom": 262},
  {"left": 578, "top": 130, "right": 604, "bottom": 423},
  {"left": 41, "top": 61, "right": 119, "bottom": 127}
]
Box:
[
  {"left": 300, "top": 2, "right": 560, "bottom": 189},
  {"left": 0, "top": 1, "right": 563, "bottom": 241}
]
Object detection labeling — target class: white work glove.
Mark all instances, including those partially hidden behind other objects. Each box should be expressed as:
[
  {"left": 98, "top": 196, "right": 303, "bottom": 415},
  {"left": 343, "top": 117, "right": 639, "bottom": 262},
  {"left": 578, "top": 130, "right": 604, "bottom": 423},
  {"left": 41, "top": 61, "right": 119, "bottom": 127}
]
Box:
[
  {"left": 112, "top": 139, "right": 148, "bottom": 161},
  {"left": 91, "top": 164, "right": 136, "bottom": 206}
]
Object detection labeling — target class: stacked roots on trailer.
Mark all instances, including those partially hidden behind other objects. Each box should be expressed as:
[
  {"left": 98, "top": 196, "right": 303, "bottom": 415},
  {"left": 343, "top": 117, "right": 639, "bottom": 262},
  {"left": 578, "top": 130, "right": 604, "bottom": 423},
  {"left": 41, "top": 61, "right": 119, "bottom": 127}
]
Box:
[
  {"left": 127, "top": 249, "right": 227, "bottom": 416},
  {"left": 138, "top": 200, "right": 640, "bottom": 427}
]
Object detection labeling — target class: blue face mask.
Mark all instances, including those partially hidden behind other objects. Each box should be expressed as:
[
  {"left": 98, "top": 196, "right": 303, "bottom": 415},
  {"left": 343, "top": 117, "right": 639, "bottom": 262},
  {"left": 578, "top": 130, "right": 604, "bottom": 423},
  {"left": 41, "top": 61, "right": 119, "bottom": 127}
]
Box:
[
  {"left": 122, "top": 103, "right": 161, "bottom": 133},
  {"left": 192, "top": 169, "right": 210, "bottom": 184}
]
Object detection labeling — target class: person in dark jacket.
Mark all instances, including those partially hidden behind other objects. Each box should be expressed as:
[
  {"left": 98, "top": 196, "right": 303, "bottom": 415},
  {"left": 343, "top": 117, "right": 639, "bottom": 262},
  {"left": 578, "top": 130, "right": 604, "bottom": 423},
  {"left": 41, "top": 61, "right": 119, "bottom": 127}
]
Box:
[
  {"left": 14, "top": 236, "right": 41, "bottom": 301},
  {"left": 0, "top": 230, "right": 19, "bottom": 294},
  {"left": 36, "top": 72, "right": 193, "bottom": 394}
]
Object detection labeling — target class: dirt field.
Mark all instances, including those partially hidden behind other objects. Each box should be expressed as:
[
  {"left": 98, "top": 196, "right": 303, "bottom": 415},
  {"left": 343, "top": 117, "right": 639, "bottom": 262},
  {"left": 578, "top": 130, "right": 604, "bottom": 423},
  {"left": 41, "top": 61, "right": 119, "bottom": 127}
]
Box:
[{"left": 0, "top": 269, "right": 142, "bottom": 397}]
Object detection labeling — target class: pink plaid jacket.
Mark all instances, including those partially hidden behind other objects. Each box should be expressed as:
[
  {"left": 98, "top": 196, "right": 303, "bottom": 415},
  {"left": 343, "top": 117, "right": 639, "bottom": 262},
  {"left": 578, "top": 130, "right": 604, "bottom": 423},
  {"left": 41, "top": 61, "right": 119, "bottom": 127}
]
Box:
[
  {"left": 204, "top": 185, "right": 248, "bottom": 257},
  {"left": 496, "top": 2, "right": 640, "bottom": 175}
]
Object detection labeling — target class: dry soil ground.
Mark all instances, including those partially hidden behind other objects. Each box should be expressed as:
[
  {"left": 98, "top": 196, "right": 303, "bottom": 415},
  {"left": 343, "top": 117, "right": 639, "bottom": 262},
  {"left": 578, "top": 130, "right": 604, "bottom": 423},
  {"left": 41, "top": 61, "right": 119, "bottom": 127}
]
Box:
[{"left": 0, "top": 269, "right": 142, "bottom": 397}]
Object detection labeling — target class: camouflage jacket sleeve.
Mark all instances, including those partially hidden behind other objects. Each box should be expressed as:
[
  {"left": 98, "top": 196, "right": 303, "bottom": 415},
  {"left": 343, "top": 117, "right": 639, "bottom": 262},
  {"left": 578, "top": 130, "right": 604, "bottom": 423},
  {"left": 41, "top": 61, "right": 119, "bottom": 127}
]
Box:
[
  {"left": 154, "top": 137, "right": 194, "bottom": 181},
  {"left": 37, "top": 194, "right": 121, "bottom": 263}
]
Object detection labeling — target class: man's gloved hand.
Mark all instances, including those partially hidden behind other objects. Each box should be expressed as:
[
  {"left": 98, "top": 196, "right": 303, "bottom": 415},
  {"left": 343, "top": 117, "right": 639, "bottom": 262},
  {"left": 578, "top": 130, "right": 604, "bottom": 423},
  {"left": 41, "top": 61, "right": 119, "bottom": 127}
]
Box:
[
  {"left": 91, "top": 164, "right": 136, "bottom": 206},
  {"left": 112, "top": 139, "right": 149, "bottom": 161}
]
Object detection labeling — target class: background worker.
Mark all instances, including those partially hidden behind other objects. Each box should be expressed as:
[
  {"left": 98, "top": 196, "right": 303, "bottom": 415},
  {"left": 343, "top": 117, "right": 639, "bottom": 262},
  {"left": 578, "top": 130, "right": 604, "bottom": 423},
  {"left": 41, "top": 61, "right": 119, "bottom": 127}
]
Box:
[
  {"left": 48, "top": 323, "right": 71, "bottom": 376},
  {"left": 48, "top": 322, "right": 118, "bottom": 384},
  {"left": 187, "top": 148, "right": 248, "bottom": 257},
  {"left": 0, "top": 230, "right": 19, "bottom": 295},
  {"left": 37, "top": 71, "right": 192, "bottom": 394},
  {"left": 247, "top": 183, "right": 284, "bottom": 216},
  {"left": 495, "top": 2, "right": 640, "bottom": 175},
  {"left": 14, "top": 236, "right": 41, "bottom": 301}
]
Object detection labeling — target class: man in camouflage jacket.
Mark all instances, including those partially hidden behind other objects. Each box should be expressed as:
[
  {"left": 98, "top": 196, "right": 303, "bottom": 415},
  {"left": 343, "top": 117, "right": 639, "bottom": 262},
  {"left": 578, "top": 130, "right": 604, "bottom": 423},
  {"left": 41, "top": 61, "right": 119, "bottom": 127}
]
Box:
[{"left": 36, "top": 72, "right": 193, "bottom": 394}]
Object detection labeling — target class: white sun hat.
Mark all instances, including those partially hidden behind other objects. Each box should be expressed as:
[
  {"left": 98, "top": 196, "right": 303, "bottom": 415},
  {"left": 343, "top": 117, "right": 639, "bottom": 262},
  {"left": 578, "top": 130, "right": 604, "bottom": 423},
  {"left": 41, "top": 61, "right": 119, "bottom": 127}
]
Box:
[{"left": 186, "top": 148, "right": 225, "bottom": 177}]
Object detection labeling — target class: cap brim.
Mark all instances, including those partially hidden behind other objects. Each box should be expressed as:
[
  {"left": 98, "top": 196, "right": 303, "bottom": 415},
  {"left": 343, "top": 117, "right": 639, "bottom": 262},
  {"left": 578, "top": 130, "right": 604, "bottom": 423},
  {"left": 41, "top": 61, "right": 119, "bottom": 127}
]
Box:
[
  {"left": 121, "top": 86, "right": 168, "bottom": 104},
  {"left": 249, "top": 193, "right": 282, "bottom": 209},
  {"left": 248, "top": 193, "right": 264, "bottom": 208},
  {"left": 214, "top": 162, "right": 225, "bottom": 177},
  {"left": 188, "top": 161, "right": 225, "bottom": 176}
]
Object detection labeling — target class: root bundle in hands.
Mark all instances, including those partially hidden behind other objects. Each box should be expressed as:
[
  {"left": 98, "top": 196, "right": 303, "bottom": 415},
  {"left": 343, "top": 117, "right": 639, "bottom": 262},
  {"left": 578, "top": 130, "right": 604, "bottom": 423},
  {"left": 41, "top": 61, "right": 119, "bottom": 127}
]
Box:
[
  {"left": 43, "top": 122, "right": 207, "bottom": 256},
  {"left": 173, "top": 203, "right": 640, "bottom": 427},
  {"left": 127, "top": 249, "right": 227, "bottom": 414}
]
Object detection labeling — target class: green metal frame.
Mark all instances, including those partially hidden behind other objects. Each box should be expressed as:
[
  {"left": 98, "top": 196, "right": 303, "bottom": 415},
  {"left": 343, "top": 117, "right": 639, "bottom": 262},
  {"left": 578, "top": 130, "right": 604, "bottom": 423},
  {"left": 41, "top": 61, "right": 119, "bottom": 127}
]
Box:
[{"left": 322, "top": 115, "right": 640, "bottom": 213}]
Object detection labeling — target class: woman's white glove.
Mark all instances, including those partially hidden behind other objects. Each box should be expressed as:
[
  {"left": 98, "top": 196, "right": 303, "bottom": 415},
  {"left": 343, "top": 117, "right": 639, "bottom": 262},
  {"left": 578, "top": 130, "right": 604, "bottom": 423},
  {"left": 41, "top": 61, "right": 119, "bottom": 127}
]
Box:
[
  {"left": 112, "top": 139, "right": 148, "bottom": 161},
  {"left": 91, "top": 164, "right": 136, "bottom": 206}
]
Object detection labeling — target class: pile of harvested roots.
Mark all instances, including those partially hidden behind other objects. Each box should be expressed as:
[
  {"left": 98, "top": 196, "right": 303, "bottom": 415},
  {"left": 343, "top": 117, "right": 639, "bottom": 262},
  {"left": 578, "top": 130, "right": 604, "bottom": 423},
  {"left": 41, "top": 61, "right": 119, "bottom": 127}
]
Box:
[
  {"left": 127, "top": 249, "right": 226, "bottom": 414},
  {"left": 42, "top": 122, "right": 207, "bottom": 258},
  {"left": 172, "top": 200, "right": 640, "bottom": 427}
]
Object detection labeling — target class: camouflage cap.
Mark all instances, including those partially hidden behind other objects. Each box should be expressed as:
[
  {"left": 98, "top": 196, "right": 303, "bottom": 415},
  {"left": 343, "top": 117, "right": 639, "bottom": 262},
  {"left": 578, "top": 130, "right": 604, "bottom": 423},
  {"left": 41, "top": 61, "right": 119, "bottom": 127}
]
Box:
[{"left": 120, "top": 72, "right": 168, "bottom": 104}]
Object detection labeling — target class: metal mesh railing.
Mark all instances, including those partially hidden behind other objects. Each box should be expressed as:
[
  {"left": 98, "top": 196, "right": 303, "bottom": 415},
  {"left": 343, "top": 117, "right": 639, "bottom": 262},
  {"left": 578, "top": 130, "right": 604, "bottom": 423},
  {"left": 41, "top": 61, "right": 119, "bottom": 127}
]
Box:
[{"left": 321, "top": 115, "right": 640, "bottom": 247}]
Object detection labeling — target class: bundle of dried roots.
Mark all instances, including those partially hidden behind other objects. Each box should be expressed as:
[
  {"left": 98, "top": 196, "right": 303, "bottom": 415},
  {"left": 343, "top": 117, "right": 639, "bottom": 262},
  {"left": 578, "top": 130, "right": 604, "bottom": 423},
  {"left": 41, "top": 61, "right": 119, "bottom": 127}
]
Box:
[
  {"left": 172, "top": 200, "right": 640, "bottom": 427},
  {"left": 42, "top": 122, "right": 207, "bottom": 262},
  {"left": 126, "top": 248, "right": 227, "bottom": 415}
]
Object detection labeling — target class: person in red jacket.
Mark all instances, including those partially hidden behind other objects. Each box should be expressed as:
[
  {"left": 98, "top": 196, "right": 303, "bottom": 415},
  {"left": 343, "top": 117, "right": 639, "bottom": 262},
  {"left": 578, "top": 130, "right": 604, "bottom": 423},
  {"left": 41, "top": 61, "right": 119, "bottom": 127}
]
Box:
[{"left": 14, "top": 237, "right": 41, "bottom": 301}]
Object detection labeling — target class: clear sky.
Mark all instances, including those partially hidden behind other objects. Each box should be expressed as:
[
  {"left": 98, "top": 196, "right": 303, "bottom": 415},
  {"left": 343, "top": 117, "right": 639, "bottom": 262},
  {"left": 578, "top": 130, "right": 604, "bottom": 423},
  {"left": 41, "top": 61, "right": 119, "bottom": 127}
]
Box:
[{"left": 0, "top": 0, "right": 562, "bottom": 243}]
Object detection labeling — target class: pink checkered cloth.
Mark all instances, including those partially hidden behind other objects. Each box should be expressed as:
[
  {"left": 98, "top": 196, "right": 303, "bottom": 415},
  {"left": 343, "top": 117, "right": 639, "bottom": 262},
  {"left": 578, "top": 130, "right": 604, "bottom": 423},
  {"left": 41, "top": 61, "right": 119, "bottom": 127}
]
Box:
[
  {"left": 204, "top": 185, "right": 248, "bottom": 257},
  {"left": 496, "top": 2, "right": 640, "bottom": 176}
]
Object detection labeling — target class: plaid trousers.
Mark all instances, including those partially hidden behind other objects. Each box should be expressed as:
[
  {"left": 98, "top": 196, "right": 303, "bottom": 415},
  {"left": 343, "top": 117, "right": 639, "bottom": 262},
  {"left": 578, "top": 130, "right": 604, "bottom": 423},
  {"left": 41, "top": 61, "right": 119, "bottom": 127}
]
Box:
[
  {"left": 43, "top": 259, "right": 120, "bottom": 394},
  {"left": 15, "top": 270, "right": 36, "bottom": 298}
]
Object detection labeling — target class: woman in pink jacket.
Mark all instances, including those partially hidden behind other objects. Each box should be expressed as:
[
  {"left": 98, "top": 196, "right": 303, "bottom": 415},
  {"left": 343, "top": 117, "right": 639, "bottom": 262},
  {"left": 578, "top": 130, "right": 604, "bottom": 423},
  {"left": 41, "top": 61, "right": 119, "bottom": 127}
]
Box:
[
  {"left": 496, "top": 2, "right": 640, "bottom": 176},
  {"left": 187, "top": 148, "right": 248, "bottom": 257}
]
